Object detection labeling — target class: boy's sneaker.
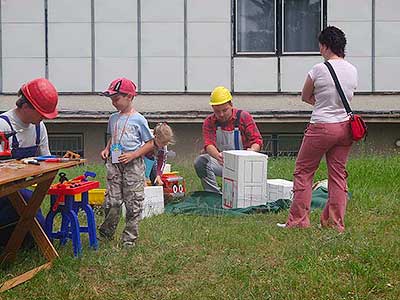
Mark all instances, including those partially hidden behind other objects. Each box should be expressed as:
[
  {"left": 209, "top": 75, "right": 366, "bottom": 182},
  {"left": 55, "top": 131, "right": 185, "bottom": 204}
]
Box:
[
  {"left": 122, "top": 241, "right": 136, "bottom": 249},
  {"left": 97, "top": 230, "right": 113, "bottom": 242},
  {"left": 276, "top": 223, "right": 287, "bottom": 228}
]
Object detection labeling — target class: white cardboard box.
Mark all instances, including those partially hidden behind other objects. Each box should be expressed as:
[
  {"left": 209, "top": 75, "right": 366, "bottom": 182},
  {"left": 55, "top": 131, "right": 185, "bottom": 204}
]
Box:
[
  {"left": 142, "top": 186, "right": 164, "bottom": 218},
  {"left": 122, "top": 186, "right": 164, "bottom": 219},
  {"left": 266, "top": 179, "right": 293, "bottom": 202},
  {"left": 222, "top": 150, "right": 268, "bottom": 208}
]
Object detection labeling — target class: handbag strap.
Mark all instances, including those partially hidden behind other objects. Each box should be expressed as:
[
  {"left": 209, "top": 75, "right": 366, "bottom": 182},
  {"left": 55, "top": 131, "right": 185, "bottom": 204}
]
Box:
[{"left": 324, "top": 61, "right": 353, "bottom": 115}]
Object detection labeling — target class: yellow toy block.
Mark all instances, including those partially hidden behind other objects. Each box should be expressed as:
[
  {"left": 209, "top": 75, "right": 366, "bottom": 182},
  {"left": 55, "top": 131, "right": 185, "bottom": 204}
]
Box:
[{"left": 74, "top": 189, "right": 106, "bottom": 206}]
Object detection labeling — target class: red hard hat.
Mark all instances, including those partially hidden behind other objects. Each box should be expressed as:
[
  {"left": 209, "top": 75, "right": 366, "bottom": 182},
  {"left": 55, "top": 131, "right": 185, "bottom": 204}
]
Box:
[{"left": 20, "top": 78, "right": 58, "bottom": 119}]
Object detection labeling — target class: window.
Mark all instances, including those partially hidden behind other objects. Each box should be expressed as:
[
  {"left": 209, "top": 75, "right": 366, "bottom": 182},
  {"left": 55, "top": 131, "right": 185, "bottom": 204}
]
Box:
[
  {"left": 48, "top": 134, "right": 84, "bottom": 158},
  {"left": 236, "top": 0, "right": 324, "bottom": 55},
  {"left": 262, "top": 133, "right": 303, "bottom": 157},
  {"left": 237, "top": 0, "right": 276, "bottom": 53}
]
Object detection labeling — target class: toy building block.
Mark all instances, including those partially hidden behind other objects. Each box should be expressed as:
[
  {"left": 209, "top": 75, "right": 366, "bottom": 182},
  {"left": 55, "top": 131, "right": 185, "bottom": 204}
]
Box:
[{"left": 63, "top": 150, "right": 81, "bottom": 159}]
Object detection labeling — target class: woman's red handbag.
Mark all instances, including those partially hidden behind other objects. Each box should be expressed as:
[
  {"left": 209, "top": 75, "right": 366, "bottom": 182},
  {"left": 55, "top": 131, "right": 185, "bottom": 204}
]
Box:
[
  {"left": 325, "top": 61, "right": 367, "bottom": 141},
  {"left": 350, "top": 114, "right": 367, "bottom": 141}
]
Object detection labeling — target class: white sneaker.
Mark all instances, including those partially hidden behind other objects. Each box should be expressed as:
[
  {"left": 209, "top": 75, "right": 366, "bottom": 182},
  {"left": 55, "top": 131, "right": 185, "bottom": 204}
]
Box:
[
  {"left": 276, "top": 223, "right": 287, "bottom": 228},
  {"left": 122, "top": 241, "right": 136, "bottom": 249}
]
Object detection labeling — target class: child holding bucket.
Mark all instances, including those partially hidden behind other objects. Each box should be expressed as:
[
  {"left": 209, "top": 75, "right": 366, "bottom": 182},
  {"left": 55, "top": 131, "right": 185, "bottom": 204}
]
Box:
[
  {"left": 144, "top": 122, "right": 175, "bottom": 186},
  {"left": 98, "top": 77, "right": 153, "bottom": 248}
]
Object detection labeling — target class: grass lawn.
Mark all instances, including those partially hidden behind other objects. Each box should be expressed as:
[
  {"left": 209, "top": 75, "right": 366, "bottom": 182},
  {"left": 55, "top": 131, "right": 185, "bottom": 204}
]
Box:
[{"left": 0, "top": 155, "right": 399, "bottom": 299}]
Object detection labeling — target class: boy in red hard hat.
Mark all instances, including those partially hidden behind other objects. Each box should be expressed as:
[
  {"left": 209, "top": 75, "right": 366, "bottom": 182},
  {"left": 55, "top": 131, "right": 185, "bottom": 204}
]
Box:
[
  {"left": 0, "top": 77, "right": 59, "bottom": 247},
  {"left": 98, "top": 77, "right": 154, "bottom": 248}
]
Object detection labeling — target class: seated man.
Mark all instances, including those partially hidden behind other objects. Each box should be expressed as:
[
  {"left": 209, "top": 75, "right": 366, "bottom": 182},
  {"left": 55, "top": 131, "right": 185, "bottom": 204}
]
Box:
[
  {"left": 0, "top": 78, "right": 58, "bottom": 247},
  {"left": 194, "top": 86, "right": 263, "bottom": 194}
]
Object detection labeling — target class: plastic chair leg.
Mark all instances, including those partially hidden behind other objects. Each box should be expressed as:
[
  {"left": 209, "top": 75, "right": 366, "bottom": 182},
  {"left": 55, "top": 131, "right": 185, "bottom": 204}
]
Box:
[
  {"left": 66, "top": 210, "right": 82, "bottom": 257},
  {"left": 44, "top": 210, "right": 57, "bottom": 243},
  {"left": 80, "top": 192, "right": 98, "bottom": 250},
  {"left": 59, "top": 213, "right": 70, "bottom": 246},
  {"left": 82, "top": 204, "right": 98, "bottom": 249}
]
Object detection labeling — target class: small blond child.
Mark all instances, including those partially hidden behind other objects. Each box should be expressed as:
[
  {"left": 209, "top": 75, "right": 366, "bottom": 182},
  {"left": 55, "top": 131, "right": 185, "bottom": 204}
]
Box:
[
  {"left": 99, "top": 77, "right": 153, "bottom": 248},
  {"left": 145, "top": 122, "right": 175, "bottom": 185}
]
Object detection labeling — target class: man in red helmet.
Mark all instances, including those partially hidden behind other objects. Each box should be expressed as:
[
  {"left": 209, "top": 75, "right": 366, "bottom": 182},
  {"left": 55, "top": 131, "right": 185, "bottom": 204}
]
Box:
[
  {"left": 0, "top": 78, "right": 59, "bottom": 247},
  {"left": 0, "top": 78, "right": 58, "bottom": 159}
]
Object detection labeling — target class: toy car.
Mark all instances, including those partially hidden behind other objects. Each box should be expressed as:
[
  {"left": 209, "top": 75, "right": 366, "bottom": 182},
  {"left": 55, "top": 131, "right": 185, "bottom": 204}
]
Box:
[{"left": 161, "top": 172, "right": 185, "bottom": 201}]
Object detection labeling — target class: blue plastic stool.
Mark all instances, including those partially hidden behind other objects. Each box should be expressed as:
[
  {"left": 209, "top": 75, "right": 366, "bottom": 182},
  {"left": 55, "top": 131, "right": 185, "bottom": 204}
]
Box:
[
  {"left": 45, "top": 191, "right": 98, "bottom": 257},
  {"left": 73, "top": 191, "right": 98, "bottom": 251}
]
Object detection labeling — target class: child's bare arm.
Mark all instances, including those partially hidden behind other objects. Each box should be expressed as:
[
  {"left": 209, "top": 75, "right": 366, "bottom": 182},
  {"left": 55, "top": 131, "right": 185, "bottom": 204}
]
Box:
[
  {"left": 101, "top": 138, "right": 112, "bottom": 160},
  {"left": 119, "top": 140, "right": 154, "bottom": 164}
]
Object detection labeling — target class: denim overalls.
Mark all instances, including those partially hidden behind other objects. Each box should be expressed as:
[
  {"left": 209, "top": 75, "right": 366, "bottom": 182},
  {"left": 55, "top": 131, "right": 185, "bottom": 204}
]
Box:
[
  {"left": 194, "top": 110, "right": 243, "bottom": 194},
  {"left": 215, "top": 110, "right": 243, "bottom": 151},
  {"left": 0, "top": 115, "right": 45, "bottom": 247},
  {"left": 0, "top": 115, "right": 40, "bottom": 159}
]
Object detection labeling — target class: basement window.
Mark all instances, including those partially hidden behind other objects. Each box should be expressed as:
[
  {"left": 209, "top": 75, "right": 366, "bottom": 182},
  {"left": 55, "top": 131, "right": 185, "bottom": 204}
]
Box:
[
  {"left": 262, "top": 133, "right": 303, "bottom": 157},
  {"left": 48, "top": 133, "right": 84, "bottom": 157}
]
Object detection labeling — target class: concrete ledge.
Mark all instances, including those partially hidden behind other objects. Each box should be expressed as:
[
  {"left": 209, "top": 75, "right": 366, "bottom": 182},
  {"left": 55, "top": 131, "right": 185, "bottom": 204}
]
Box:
[{"left": 1, "top": 94, "right": 400, "bottom": 123}]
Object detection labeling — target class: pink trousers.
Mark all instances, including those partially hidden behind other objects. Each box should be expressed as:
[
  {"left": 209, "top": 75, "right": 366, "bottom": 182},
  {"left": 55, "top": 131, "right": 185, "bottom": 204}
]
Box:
[{"left": 286, "top": 121, "right": 353, "bottom": 232}]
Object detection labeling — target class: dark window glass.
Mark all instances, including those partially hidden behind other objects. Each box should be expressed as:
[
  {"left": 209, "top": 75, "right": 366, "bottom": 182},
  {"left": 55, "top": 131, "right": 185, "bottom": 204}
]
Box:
[
  {"left": 283, "top": 0, "right": 321, "bottom": 52},
  {"left": 237, "top": 0, "right": 275, "bottom": 52},
  {"left": 262, "top": 133, "right": 303, "bottom": 157},
  {"left": 236, "top": 0, "right": 322, "bottom": 54},
  {"left": 48, "top": 134, "right": 84, "bottom": 157}
]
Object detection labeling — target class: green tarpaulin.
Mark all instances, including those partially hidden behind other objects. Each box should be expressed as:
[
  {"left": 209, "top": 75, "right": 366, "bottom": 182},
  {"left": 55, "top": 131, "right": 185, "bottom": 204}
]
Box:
[{"left": 164, "top": 186, "right": 330, "bottom": 216}]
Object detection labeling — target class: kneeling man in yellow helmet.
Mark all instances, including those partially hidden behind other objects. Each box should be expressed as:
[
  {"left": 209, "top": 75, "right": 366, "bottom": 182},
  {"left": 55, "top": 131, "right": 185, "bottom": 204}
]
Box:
[{"left": 194, "top": 86, "right": 263, "bottom": 194}]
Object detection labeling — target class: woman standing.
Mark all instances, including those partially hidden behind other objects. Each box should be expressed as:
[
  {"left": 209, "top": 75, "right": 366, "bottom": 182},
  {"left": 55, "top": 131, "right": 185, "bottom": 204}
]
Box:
[{"left": 279, "top": 26, "right": 358, "bottom": 232}]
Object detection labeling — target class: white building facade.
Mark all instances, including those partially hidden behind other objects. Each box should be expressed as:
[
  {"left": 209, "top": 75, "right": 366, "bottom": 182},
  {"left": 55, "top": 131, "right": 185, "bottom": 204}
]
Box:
[{"left": 1, "top": 0, "right": 399, "bottom": 161}]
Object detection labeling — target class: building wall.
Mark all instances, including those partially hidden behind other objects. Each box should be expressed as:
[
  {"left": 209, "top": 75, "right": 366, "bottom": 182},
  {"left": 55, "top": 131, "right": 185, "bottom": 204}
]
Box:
[
  {"left": 47, "top": 122, "right": 205, "bottom": 164},
  {"left": 187, "top": 0, "right": 231, "bottom": 92},
  {"left": 357, "top": 123, "right": 400, "bottom": 155},
  {"left": 141, "top": 0, "right": 184, "bottom": 91},
  {"left": 94, "top": 0, "right": 138, "bottom": 91},
  {"left": 49, "top": 123, "right": 107, "bottom": 163},
  {"left": 374, "top": 0, "right": 400, "bottom": 91},
  {"left": 328, "top": 0, "right": 373, "bottom": 92},
  {"left": 1, "top": 0, "right": 46, "bottom": 92},
  {"left": 48, "top": 0, "right": 92, "bottom": 91},
  {"left": 45, "top": 122, "right": 400, "bottom": 164},
  {"left": 1, "top": 0, "right": 399, "bottom": 93},
  {"left": 2, "top": 1, "right": 400, "bottom": 162}
]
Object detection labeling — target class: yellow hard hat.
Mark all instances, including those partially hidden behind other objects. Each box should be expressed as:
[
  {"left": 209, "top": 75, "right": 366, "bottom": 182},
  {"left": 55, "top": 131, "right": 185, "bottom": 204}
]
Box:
[{"left": 209, "top": 86, "right": 232, "bottom": 106}]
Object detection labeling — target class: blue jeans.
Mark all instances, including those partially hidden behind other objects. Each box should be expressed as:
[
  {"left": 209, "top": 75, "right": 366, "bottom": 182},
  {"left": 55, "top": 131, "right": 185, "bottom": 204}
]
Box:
[
  {"left": 0, "top": 189, "right": 45, "bottom": 247},
  {"left": 194, "top": 154, "right": 223, "bottom": 194}
]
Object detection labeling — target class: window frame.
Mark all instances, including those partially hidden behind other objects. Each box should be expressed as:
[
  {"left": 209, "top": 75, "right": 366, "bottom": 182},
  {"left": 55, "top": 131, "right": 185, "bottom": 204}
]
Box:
[
  {"left": 48, "top": 133, "right": 84, "bottom": 158},
  {"left": 281, "top": 0, "right": 325, "bottom": 55},
  {"left": 261, "top": 133, "right": 303, "bottom": 157},
  {"left": 234, "top": 0, "right": 326, "bottom": 56},
  {"left": 234, "top": 0, "right": 277, "bottom": 55}
]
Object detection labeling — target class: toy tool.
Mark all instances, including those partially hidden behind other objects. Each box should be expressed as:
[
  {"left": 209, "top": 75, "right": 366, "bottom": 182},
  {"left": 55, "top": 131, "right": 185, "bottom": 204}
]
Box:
[{"left": 0, "top": 130, "right": 17, "bottom": 160}]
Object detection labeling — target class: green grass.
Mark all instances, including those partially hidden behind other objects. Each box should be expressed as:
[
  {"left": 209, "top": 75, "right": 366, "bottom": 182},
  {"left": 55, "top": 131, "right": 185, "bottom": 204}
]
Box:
[{"left": 1, "top": 156, "right": 399, "bottom": 299}]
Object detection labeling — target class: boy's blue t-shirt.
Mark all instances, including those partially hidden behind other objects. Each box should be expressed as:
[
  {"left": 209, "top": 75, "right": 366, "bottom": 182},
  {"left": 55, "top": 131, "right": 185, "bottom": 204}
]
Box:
[{"left": 107, "top": 111, "right": 153, "bottom": 152}]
